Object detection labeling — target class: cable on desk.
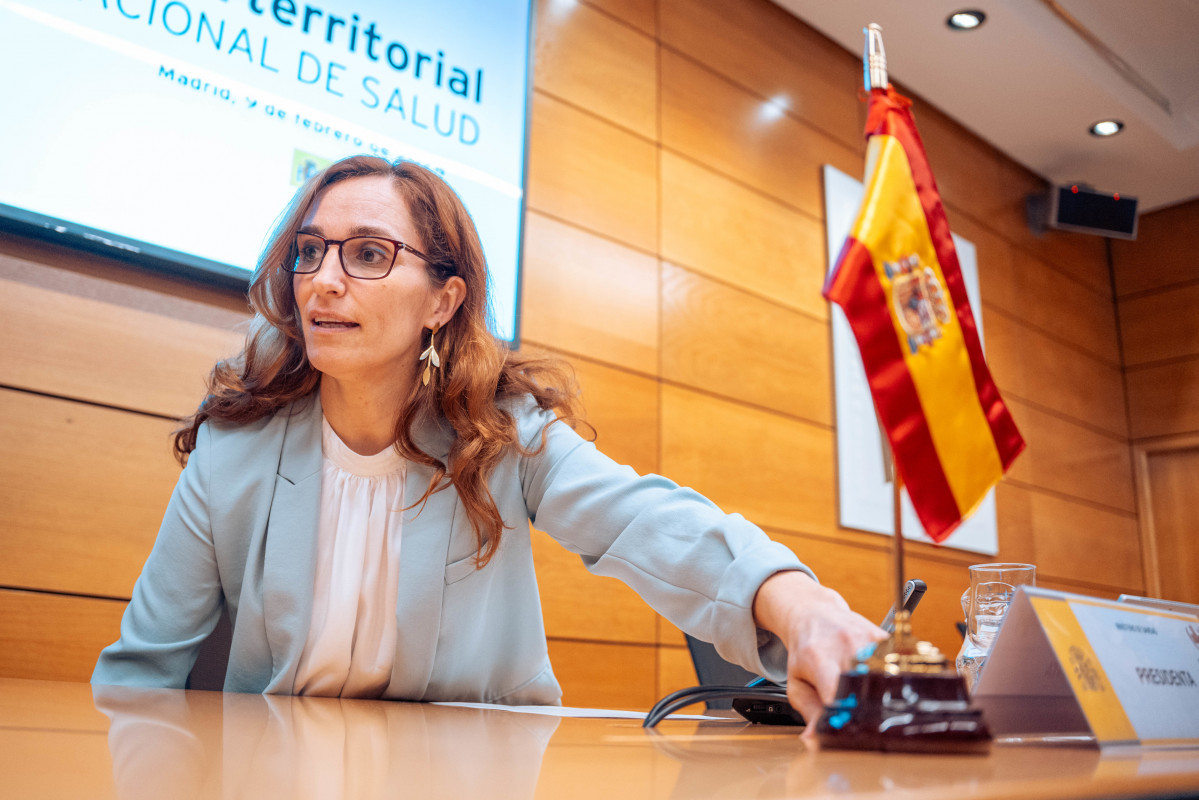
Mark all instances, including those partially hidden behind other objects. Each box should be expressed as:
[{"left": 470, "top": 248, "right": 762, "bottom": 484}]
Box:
[{"left": 642, "top": 684, "right": 793, "bottom": 728}]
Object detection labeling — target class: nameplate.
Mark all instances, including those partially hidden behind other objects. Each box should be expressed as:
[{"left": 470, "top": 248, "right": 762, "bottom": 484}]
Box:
[{"left": 973, "top": 586, "right": 1199, "bottom": 747}]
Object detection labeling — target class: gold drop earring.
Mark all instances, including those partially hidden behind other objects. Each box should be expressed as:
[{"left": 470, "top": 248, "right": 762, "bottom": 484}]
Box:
[{"left": 420, "top": 322, "right": 441, "bottom": 386}]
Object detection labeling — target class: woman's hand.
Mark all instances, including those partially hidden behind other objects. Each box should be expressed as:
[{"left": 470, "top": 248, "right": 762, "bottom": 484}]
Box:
[{"left": 752, "top": 571, "right": 887, "bottom": 734}]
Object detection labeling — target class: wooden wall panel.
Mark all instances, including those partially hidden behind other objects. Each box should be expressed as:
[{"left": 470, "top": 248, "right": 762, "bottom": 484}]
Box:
[
  {"left": 948, "top": 215, "right": 1019, "bottom": 313},
  {"left": 584, "top": 0, "right": 656, "bottom": 36},
  {"left": 570, "top": 356, "right": 661, "bottom": 477},
  {"left": 0, "top": 234, "right": 249, "bottom": 324},
  {"left": 931, "top": 123, "right": 1111, "bottom": 300},
  {"left": 918, "top": 103, "right": 1107, "bottom": 297},
  {"left": 1024, "top": 490, "right": 1142, "bottom": 590},
  {"left": 659, "top": 151, "right": 828, "bottom": 319},
  {"left": 905, "top": 101, "right": 1009, "bottom": 233},
  {"left": 660, "top": 264, "right": 832, "bottom": 425},
  {"left": 545, "top": 639, "right": 658, "bottom": 710},
  {"left": 526, "top": 93, "right": 658, "bottom": 252},
  {"left": 656, "top": 644, "right": 703, "bottom": 712},
  {"left": 1113, "top": 198, "right": 1199, "bottom": 446},
  {"left": 1020, "top": 226, "right": 1111, "bottom": 298},
  {"left": 970, "top": 157, "right": 1048, "bottom": 253},
  {"left": 1143, "top": 447, "right": 1199, "bottom": 605},
  {"left": 976, "top": 307, "right": 1035, "bottom": 397},
  {"left": 983, "top": 307, "right": 1127, "bottom": 437},
  {"left": 946, "top": 220, "right": 1119, "bottom": 367},
  {"left": 659, "top": 0, "right": 864, "bottom": 147},
  {"left": 534, "top": 0, "right": 657, "bottom": 139},
  {"left": 1112, "top": 198, "right": 1199, "bottom": 297},
  {"left": 1113, "top": 199, "right": 1199, "bottom": 606},
  {"left": 768, "top": 533, "right": 895, "bottom": 627},
  {"left": 992, "top": 482, "right": 1039, "bottom": 564},
  {"left": 0, "top": 590, "right": 126, "bottom": 682},
  {"left": 657, "top": 619, "right": 688, "bottom": 649},
  {"left": 533, "top": 529, "right": 658, "bottom": 645},
  {"left": 659, "top": 48, "right": 860, "bottom": 218},
  {"left": 983, "top": 161, "right": 1115, "bottom": 294},
  {"left": 1006, "top": 400, "right": 1135, "bottom": 512},
  {"left": 1000, "top": 255, "right": 1120, "bottom": 366},
  {"left": 660, "top": 385, "right": 836, "bottom": 538},
  {"left": 656, "top": 643, "right": 696, "bottom": 687},
  {"left": 521, "top": 212, "right": 660, "bottom": 376},
  {"left": 0, "top": 277, "right": 243, "bottom": 418},
  {"left": 1119, "top": 283, "right": 1199, "bottom": 367},
  {"left": 0, "top": 389, "right": 177, "bottom": 598},
  {"left": 1126, "top": 361, "right": 1199, "bottom": 440},
  {"left": 928, "top": 145, "right": 1109, "bottom": 297},
  {"left": 1034, "top": 576, "right": 1128, "bottom": 601}
]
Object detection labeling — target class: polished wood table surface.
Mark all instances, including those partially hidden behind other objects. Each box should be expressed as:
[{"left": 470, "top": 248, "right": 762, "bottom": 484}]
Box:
[{"left": 3, "top": 677, "right": 1198, "bottom": 800}]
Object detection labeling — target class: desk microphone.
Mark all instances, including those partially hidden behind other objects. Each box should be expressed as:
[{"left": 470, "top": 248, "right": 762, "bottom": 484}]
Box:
[{"left": 880, "top": 579, "right": 927, "bottom": 634}]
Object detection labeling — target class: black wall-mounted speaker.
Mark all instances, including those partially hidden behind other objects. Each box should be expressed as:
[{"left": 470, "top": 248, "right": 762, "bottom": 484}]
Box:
[{"left": 1047, "top": 184, "right": 1138, "bottom": 240}]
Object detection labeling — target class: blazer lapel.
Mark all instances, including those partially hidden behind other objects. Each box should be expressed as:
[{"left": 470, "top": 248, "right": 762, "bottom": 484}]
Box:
[
  {"left": 262, "top": 397, "right": 323, "bottom": 693},
  {"left": 387, "top": 416, "right": 459, "bottom": 699}
]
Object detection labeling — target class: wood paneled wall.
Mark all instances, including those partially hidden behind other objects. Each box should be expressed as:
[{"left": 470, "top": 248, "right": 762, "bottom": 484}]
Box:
[
  {"left": 0, "top": 238, "right": 249, "bottom": 683},
  {"left": 1112, "top": 199, "right": 1199, "bottom": 443},
  {"left": 0, "top": 0, "right": 1155, "bottom": 710},
  {"left": 525, "top": 0, "right": 1144, "bottom": 705},
  {"left": 1110, "top": 199, "right": 1199, "bottom": 604}
]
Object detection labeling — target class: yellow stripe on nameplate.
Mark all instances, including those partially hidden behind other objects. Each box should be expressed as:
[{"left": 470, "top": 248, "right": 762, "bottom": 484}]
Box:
[{"left": 1029, "top": 595, "right": 1138, "bottom": 745}]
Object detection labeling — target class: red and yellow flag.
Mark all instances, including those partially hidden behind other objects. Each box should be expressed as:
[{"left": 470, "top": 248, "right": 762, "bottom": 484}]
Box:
[{"left": 823, "top": 86, "right": 1024, "bottom": 542}]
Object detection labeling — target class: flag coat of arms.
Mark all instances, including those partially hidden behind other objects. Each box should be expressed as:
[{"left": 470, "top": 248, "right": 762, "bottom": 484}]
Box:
[{"left": 823, "top": 86, "right": 1025, "bottom": 542}]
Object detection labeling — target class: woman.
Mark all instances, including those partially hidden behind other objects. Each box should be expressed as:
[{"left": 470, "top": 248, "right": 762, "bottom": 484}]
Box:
[{"left": 93, "top": 156, "right": 882, "bottom": 724}]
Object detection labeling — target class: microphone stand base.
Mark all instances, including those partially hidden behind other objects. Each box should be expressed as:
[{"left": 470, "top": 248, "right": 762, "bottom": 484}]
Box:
[
  {"left": 814, "top": 670, "right": 991, "bottom": 754},
  {"left": 814, "top": 613, "right": 991, "bottom": 754}
]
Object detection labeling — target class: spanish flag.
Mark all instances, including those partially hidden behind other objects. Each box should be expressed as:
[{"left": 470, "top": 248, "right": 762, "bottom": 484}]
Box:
[{"left": 824, "top": 86, "right": 1024, "bottom": 542}]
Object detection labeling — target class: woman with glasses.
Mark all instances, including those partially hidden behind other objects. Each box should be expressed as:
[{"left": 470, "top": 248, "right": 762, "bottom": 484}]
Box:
[{"left": 93, "top": 156, "right": 882, "bottom": 724}]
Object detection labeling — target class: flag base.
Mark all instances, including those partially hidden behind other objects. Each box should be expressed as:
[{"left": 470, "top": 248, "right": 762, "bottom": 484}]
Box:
[{"left": 813, "top": 611, "right": 991, "bottom": 754}]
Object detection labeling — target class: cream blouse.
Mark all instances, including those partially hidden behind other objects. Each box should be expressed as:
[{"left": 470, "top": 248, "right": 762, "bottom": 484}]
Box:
[{"left": 292, "top": 417, "right": 406, "bottom": 697}]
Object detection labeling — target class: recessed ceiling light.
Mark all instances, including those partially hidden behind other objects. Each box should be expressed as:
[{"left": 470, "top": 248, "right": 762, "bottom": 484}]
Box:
[
  {"left": 1089, "top": 119, "right": 1124, "bottom": 137},
  {"left": 947, "top": 10, "right": 986, "bottom": 30}
]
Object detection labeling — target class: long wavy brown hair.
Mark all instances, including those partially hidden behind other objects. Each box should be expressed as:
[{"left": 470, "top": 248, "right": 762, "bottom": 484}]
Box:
[{"left": 176, "top": 155, "right": 583, "bottom": 565}]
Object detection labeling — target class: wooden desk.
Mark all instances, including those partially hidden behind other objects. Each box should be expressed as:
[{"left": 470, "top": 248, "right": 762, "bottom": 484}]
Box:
[{"left": 2, "top": 677, "right": 1198, "bottom": 799}]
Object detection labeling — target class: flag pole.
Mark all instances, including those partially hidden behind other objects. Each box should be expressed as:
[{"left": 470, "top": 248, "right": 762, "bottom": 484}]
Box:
[
  {"left": 866, "top": 22, "right": 918, "bottom": 654},
  {"left": 811, "top": 22, "right": 991, "bottom": 753},
  {"left": 865, "top": 22, "right": 887, "bottom": 92},
  {"left": 880, "top": 419, "right": 908, "bottom": 632},
  {"left": 866, "top": 19, "right": 910, "bottom": 637},
  {"left": 893, "top": 455, "right": 906, "bottom": 626}
]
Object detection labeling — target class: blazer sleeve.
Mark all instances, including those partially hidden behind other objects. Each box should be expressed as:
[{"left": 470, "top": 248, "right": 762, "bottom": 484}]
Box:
[
  {"left": 92, "top": 423, "right": 224, "bottom": 688},
  {"left": 515, "top": 402, "right": 812, "bottom": 682}
]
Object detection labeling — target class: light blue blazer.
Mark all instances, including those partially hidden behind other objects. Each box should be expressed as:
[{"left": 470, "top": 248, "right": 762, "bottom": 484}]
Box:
[{"left": 93, "top": 394, "right": 809, "bottom": 703}]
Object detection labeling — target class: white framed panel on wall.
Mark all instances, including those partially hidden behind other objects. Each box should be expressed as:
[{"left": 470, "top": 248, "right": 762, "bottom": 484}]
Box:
[{"left": 822, "top": 164, "right": 998, "bottom": 555}]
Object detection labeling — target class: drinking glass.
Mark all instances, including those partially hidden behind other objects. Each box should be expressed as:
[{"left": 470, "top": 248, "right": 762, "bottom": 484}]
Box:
[{"left": 955, "top": 562, "right": 1036, "bottom": 692}]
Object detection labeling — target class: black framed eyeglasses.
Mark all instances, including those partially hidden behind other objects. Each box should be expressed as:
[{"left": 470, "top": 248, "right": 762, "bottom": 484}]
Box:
[{"left": 286, "top": 232, "right": 433, "bottom": 280}]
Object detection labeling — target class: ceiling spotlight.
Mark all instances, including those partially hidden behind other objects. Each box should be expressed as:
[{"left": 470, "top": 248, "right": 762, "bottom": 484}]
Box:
[
  {"left": 947, "top": 10, "right": 986, "bottom": 30},
  {"left": 1089, "top": 119, "right": 1124, "bottom": 137}
]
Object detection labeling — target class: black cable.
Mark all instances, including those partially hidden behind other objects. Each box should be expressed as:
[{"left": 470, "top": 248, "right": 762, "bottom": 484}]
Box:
[{"left": 642, "top": 685, "right": 791, "bottom": 728}]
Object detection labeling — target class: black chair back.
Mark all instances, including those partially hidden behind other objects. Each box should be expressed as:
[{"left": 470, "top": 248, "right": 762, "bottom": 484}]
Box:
[{"left": 683, "top": 634, "right": 757, "bottom": 709}]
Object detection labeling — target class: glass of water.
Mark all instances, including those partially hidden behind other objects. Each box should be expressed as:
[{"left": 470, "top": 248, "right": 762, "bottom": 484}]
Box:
[{"left": 955, "top": 562, "right": 1036, "bottom": 692}]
